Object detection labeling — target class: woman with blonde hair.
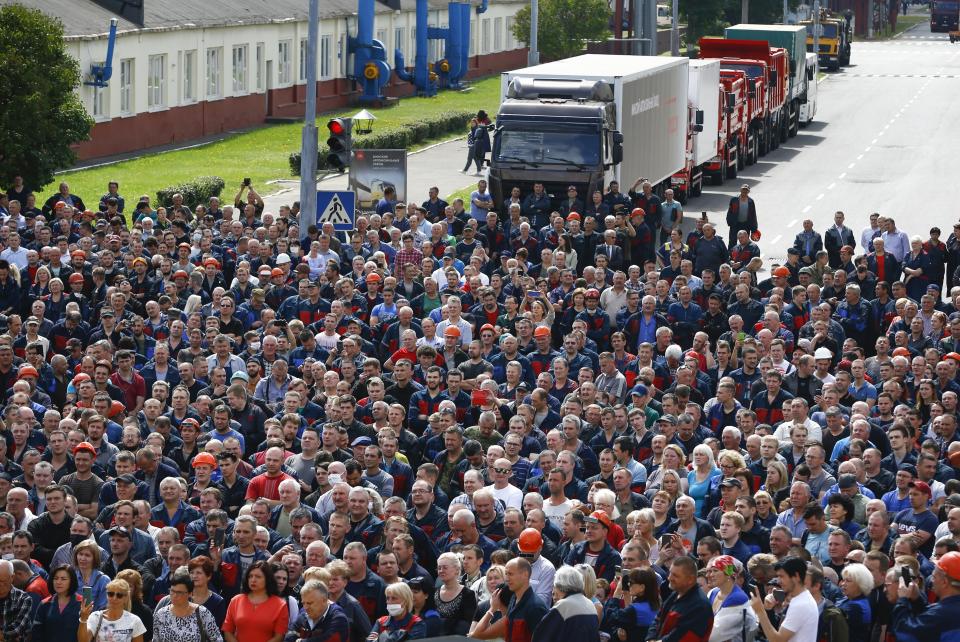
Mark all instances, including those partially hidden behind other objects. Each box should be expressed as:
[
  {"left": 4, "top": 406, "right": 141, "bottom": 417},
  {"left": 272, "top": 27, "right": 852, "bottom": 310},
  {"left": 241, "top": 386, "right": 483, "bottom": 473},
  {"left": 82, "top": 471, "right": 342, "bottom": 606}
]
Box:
[
  {"left": 78, "top": 578, "right": 146, "bottom": 642},
  {"left": 753, "top": 490, "right": 779, "bottom": 529},
  {"left": 115, "top": 569, "right": 153, "bottom": 641},
  {"left": 761, "top": 461, "right": 790, "bottom": 509},
  {"left": 574, "top": 563, "right": 604, "bottom": 619},
  {"left": 688, "top": 444, "right": 721, "bottom": 518},
  {"left": 645, "top": 444, "right": 688, "bottom": 496},
  {"left": 650, "top": 491, "right": 673, "bottom": 537},
  {"left": 370, "top": 582, "right": 426, "bottom": 639},
  {"left": 631, "top": 508, "right": 661, "bottom": 562},
  {"left": 434, "top": 551, "right": 477, "bottom": 635}
]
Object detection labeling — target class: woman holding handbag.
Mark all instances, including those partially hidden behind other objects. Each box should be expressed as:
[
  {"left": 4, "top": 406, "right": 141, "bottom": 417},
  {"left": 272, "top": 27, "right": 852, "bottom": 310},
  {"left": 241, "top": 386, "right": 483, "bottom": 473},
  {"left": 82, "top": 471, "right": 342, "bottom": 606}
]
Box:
[{"left": 153, "top": 570, "right": 223, "bottom": 642}]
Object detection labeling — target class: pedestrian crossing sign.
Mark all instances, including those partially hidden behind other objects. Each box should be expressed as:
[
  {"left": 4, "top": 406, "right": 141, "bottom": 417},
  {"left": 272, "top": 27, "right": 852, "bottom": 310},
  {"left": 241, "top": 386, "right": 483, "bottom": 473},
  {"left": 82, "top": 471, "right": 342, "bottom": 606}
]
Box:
[{"left": 316, "top": 191, "right": 355, "bottom": 231}]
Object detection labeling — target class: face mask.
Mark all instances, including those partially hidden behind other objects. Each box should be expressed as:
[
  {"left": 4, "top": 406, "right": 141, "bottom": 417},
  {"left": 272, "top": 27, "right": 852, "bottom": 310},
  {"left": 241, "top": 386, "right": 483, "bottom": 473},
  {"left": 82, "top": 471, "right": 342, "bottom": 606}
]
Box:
[
  {"left": 386, "top": 604, "right": 404, "bottom": 617},
  {"left": 70, "top": 534, "right": 88, "bottom": 547},
  {"left": 249, "top": 342, "right": 261, "bottom": 352},
  {"left": 1, "top": 554, "right": 12, "bottom": 561}
]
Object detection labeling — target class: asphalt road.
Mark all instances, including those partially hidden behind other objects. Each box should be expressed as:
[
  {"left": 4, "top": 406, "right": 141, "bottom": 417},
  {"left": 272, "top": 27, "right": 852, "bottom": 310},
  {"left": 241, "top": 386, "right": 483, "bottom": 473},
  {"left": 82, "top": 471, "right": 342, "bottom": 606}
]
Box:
[
  {"left": 271, "top": 19, "right": 960, "bottom": 271},
  {"left": 691, "top": 19, "right": 960, "bottom": 267}
]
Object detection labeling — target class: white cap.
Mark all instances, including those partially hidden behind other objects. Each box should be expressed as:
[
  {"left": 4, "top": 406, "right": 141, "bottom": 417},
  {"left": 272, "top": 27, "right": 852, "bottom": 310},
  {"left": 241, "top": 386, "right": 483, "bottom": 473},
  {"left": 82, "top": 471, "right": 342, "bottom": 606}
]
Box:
[
  {"left": 814, "top": 347, "right": 833, "bottom": 360},
  {"left": 275, "top": 253, "right": 291, "bottom": 265}
]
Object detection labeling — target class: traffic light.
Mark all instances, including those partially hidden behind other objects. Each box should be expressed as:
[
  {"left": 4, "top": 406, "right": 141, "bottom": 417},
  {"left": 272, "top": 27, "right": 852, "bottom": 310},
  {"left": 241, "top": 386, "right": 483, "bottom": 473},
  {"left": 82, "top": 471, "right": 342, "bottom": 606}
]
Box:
[{"left": 326, "top": 118, "right": 352, "bottom": 172}]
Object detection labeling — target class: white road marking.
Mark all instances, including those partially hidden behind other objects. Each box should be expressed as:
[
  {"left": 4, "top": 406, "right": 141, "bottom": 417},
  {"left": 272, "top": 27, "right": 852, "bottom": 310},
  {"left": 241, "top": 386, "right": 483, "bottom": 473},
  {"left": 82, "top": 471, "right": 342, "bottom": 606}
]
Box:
[
  {"left": 800, "top": 207, "right": 810, "bottom": 215},
  {"left": 788, "top": 219, "right": 798, "bottom": 226},
  {"left": 872, "top": 138, "right": 878, "bottom": 144},
  {"left": 771, "top": 235, "right": 782, "bottom": 245},
  {"left": 838, "top": 173, "right": 846, "bottom": 179},
  {"left": 815, "top": 193, "right": 824, "bottom": 201},
  {"left": 827, "top": 182, "right": 836, "bottom": 190},
  {"left": 856, "top": 155, "right": 863, "bottom": 160},
  {"left": 865, "top": 147, "right": 872, "bottom": 152}
]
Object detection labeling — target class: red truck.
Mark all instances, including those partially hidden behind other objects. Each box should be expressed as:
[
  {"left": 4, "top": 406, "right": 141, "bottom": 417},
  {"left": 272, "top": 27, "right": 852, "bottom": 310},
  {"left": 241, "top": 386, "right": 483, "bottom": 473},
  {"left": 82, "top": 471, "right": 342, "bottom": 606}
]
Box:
[
  {"left": 699, "top": 37, "right": 789, "bottom": 159},
  {"left": 703, "top": 69, "right": 749, "bottom": 184}
]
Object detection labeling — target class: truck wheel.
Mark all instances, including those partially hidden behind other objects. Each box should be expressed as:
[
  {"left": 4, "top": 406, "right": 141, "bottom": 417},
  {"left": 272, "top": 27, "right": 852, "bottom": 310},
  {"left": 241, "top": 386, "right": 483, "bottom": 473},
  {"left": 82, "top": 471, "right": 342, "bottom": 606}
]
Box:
[
  {"left": 746, "top": 136, "right": 756, "bottom": 165},
  {"left": 726, "top": 156, "right": 738, "bottom": 180},
  {"left": 736, "top": 145, "right": 744, "bottom": 170},
  {"left": 692, "top": 178, "right": 702, "bottom": 198},
  {"left": 790, "top": 110, "right": 799, "bottom": 138}
]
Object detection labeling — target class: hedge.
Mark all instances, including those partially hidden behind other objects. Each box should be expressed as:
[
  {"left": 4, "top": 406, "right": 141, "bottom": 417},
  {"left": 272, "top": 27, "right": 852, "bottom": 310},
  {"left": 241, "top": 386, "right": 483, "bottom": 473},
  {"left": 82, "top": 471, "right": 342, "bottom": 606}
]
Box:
[
  {"left": 289, "top": 110, "right": 476, "bottom": 176},
  {"left": 156, "top": 176, "right": 225, "bottom": 209}
]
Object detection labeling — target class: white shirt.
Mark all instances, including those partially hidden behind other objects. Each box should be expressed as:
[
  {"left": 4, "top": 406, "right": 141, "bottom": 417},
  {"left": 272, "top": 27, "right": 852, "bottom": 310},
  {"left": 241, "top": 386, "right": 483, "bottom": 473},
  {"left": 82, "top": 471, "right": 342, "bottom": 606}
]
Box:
[
  {"left": 0, "top": 246, "right": 28, "bottom": 270},
  {"left": 86, "top": 610, "right": 147, "bottom": 642},
  {"left": 779, "top": 589, "right": 819, "bottom": 642},
  {"left": 543, "top": 498, "right": 574, "bottom": 530},
  {"left": 486, "top": 483, "right": 523, "bottom": 510},
  {"left": 772, "top": 418, "right": 822, "bottom": 447}
]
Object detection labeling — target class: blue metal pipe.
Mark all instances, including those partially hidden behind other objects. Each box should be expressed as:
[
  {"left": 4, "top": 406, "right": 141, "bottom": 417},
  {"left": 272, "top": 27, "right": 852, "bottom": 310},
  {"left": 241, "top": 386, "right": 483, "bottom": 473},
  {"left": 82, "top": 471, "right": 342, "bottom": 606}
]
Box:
[
  {"left": 357, "top": 0, "right": 374, "bottom": 46},
  {"left": 458, "top": 2, "right": 471, "bottom": 84},
  {"left": 394, "top": 49, "right": 413, "bottom": 81},
  {"left": 446, "top": 3, "right": 464, "bottom": 82},
  {"left": 101, "top": 18, "right": 117, "bottom": 82},
  {"left": 413, "top": 0, "right": 430, "bottom": 91}
]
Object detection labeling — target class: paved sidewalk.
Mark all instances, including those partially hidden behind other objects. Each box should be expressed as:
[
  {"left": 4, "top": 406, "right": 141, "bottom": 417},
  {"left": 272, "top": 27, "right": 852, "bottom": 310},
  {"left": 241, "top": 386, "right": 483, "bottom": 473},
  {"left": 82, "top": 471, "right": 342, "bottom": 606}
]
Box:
[{"left": 262, "top": 136, "right": 483, "bottom": 214}]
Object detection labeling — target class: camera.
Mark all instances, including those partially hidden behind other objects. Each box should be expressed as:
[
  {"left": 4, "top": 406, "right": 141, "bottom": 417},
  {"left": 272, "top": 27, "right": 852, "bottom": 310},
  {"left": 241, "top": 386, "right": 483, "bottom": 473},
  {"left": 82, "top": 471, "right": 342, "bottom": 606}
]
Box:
[
  {"left": 902, "top": 567, "right": 913, "bottom": 584},
  {"left": 496, "top": 582, "right": 514, "bottom": 605},
  {"left": 243, "top": 178, "right": 251, "bottom": 187}
]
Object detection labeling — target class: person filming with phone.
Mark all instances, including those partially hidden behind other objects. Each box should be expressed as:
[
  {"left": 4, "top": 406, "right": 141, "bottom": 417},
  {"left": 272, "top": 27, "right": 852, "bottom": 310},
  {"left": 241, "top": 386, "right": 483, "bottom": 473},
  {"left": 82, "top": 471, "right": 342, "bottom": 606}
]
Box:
[
  {"left": 749, "top": 556, "right": 819, "bottom": 642},
  {"left": 891, "top": 550, "right": 960, "bottom": 640}
]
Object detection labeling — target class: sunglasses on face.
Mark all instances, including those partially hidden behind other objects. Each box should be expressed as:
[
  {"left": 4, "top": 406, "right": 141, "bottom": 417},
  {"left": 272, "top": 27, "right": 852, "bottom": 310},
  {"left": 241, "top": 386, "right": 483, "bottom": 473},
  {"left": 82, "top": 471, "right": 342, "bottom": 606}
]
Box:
[
  {"left": 107, "top": 591, "right": 128, "bottom": 598},
  {"left": 493, "top": 467, "right": 512, "bottom": 474}
]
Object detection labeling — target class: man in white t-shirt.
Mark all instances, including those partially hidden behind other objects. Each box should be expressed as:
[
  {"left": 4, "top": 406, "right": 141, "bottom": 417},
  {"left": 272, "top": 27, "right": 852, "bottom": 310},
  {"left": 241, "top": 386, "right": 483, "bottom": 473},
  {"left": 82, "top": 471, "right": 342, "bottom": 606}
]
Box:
[
  {"left": 542, "top": 468, "right": 574, "bottom": 531},
  {"left": 485, "top": 458, "right": 523, "bottom": 510},
  {"left": 750, "top": 556, "right": 819, "bottom": 642}
]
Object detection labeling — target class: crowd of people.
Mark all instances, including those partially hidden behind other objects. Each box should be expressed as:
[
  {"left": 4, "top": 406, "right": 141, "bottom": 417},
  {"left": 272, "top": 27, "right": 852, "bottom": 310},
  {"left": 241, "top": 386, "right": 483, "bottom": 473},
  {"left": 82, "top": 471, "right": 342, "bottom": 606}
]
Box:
[{"left": 0, "top": 156, "right": 956, "bottom": 642}]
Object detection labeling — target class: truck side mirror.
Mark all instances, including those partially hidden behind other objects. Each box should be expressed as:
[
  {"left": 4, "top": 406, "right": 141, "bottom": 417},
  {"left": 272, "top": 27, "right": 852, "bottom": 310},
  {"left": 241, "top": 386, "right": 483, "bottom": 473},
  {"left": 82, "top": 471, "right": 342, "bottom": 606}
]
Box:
[
  {"left": 695, "top": 109, "right": 704, "bottom": 126},
  {"left": 807, "top": 67, "right": 815, "bottom": 81},
  {"left": 612, "top": 131, "right": 624, "bottom": 164}
]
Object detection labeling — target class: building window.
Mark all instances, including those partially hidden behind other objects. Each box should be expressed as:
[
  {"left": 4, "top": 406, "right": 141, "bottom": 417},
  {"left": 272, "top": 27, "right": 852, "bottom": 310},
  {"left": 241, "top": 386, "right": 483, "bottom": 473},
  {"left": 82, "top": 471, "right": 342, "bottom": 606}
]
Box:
[
  {"left": 232, "top": 44, "right": 248, "bottom": 93},
  {"left": 299, "top": 38, "right": 308, "bottom": 81},
  {"left": 182, "top": 50, "right": 196, "bottom": 102},
  {"left": 482, "top": 18, "right": 490, "bottom": 54},
  {"left": 470, "top": 20, "right": 477, "bottom": 56},
  {"left": 91, "top": 63, "right": 107, "bottom": 118},
  {"left": 278, "top": 40, "right": 292, "bottom": 85},
  {"left": 494, "top": 17, "right": 502, "bottom": 51},
  {"left": 320, "top": 35, "right": 332, "bottom": 79},
  {"left": 377, "top": 29, "right": 388, "bottom": 52},
  {"left": 255, "top": 43, "right": 264, "bottom": 91},
  {"left": 119, "top": 58, "right": 134, "bottom": 114},
  {"left": 206, "top": 47, "right": 222, "bottom": 98},
  {"left": 506, "top": 17, "right": 515, "bottom": 50},
  {"left": 147, "top": 54, "right": 166, "bottom": 108},
  {"left": 394, "top": 27, "right": 405, "bottom": 60}
]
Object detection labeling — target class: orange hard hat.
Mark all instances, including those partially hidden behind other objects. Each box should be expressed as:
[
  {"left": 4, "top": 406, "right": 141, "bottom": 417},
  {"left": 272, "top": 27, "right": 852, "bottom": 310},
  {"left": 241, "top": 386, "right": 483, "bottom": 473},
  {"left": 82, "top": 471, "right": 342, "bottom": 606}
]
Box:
[
  {"left": 192, "top": 452, "right": 218, "bottom": 469},
  {"left": 517, "top": 528, "right": 543, "bottom": 554},
  {"left": 936, "top": 550, "right": 960, "bottom": 582}
]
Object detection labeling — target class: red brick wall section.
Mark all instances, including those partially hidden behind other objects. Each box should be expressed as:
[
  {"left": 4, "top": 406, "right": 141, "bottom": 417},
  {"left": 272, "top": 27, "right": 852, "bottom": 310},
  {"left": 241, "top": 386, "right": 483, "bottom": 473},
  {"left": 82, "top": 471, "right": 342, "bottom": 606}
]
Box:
[{"left": 73, "top": 48, "right": 529, "bottom": 162}]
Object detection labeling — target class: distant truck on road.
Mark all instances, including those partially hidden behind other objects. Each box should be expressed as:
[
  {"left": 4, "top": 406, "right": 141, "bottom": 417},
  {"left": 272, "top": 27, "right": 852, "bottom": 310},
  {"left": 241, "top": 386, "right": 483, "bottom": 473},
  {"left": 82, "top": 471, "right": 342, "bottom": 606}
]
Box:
[
  {"left": 932, "top": 0, "right": 960, "bottom": 31},
  {"left": 800, "top": 10, "right": 853, "bottom": 70},
  {"left": 488, "top": 54, "right": 688, "bottom": 212}
]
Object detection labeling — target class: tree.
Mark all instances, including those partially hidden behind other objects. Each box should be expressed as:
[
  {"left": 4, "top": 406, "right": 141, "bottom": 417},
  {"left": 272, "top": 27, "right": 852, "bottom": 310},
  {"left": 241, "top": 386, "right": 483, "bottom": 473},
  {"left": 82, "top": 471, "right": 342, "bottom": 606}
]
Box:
[
  {"left": 511, "top": 0, "right": 611, "bottom": 61},
  {"left": 0, "top": 5, "right": 92, "bottom": 192},
  {"left": 681, "top": 0, "right": 729, "bottom": 46}
]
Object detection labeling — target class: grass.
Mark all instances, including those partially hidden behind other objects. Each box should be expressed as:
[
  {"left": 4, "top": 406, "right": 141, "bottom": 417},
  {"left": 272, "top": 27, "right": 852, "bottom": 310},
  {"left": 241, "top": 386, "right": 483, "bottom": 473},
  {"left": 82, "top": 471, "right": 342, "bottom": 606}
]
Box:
[
  {"left": 869, "top": 12, "right": 928, "bottom": 39},
  {"left": 446, "top": 185, "right": 475, "bottom": 203},
  {"left": 41, "top": 75, "right": 504, "bottom": 206}
]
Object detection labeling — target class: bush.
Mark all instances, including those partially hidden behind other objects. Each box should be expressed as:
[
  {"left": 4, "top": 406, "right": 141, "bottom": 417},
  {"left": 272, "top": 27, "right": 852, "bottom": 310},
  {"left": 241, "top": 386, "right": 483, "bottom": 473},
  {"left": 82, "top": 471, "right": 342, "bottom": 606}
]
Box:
[
  {"left": 289, "top": 109, "right": 475, "bottom": 175},
  {"left": 156, "top": 176, "right": 225, "bottom": 208}
]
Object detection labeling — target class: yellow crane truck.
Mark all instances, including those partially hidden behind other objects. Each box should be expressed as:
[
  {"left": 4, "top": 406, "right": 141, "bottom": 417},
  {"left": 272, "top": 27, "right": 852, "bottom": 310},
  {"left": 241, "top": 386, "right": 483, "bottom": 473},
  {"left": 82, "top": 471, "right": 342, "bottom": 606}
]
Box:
[{"left": 800, "top": 10, "right": 852, "bottom": 71}]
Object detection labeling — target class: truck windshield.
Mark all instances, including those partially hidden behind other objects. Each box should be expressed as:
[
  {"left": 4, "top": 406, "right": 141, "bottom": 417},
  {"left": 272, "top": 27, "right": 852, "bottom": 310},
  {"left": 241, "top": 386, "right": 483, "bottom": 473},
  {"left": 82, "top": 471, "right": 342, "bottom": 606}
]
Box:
[
  {"left": 722, "top": 63, "right": 766, "bottom": 80},
  {"left": 804, "top": 23, "right": 838, "bottom": 38},
  {"left": 495, "top": 126, "right": 601, "bottom": 166},
  {"left": 933, "top": 0, "right": 959, "bottom": 10}
]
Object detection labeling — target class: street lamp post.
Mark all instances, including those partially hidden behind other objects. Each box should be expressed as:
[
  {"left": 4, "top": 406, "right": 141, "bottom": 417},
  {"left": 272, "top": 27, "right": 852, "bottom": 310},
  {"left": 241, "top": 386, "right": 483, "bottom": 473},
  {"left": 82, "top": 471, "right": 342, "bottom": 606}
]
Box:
[{"left": 299, "top": 0, "right": 320, "bottom": 240}]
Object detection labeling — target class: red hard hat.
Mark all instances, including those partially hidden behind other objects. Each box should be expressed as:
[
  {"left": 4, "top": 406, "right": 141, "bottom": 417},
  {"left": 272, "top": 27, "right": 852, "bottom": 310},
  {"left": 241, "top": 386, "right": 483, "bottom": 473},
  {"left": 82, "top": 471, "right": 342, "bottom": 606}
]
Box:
[
  {"left": 937, "top": 551, "right": 960, "bottom": 582},
  {"left": 517, "top": 528, "right": 543, "bottom": 554},
  {"left": 631, "top": 208, "right": 645, "bottom": 218}
]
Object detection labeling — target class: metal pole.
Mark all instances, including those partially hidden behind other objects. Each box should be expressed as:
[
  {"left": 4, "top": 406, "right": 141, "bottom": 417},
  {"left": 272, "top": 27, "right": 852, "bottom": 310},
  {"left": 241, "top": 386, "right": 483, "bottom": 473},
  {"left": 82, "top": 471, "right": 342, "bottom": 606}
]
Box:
[
  {"left": 671, "top": 0, "right": 679, "bottom": 55},
  {"left": 783, "top": 0, "right": 789, "bottom": 23},
  {"left": 741, "top": 0, "right": 749, "bottom": 23},
  {"left": 867, "top": 0, "right": 874, "bottom": 37},
  {"left": 299, "top": 0, "right": 320, "bottom": 239},
  {"left": 813, "top": 0, "right": 820, "bottom": 61},
  {"left": 528, "top": 0, "right": 539, "bottom": 65}
]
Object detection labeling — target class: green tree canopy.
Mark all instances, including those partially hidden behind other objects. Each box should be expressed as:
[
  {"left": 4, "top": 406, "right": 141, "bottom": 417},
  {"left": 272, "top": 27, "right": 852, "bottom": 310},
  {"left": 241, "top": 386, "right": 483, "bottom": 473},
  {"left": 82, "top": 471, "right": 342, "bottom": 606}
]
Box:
[
  {"left": 0, "top": 4, "right": 92, "bottom": 192},
  {"left": 511, "top": 0, "right": 612, "bottom": 61}
]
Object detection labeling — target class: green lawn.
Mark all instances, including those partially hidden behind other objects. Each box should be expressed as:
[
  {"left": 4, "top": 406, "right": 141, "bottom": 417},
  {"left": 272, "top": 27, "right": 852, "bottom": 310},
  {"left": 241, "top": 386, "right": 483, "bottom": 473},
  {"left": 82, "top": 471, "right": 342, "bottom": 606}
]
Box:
[
  {"left": 870, "top": 13, "right": 928, "bottom": 39},
  {"left": 41, "top": 75, "right": 503, "bottom": 207}
]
